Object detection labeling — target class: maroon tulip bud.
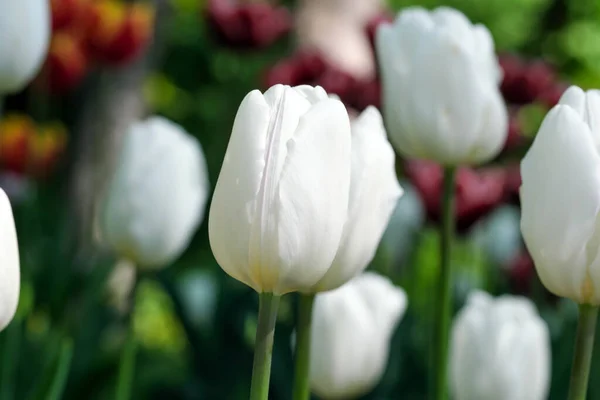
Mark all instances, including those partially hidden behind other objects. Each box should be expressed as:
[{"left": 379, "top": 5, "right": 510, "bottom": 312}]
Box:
[
  {"left": 347, "top": 79, "right": 381, "bottom": 111},
  {"left": 206, "top": 0, "right": 292, "bottom": 49},
  {"left": 538, "top": 83, "right": 567, "bottom": 108},
  {"left": 507, "top": 253, "right": 535, "bottom": 294},
  {"left": 405, "top": 160, "right": 506, "bottom": 232},
  {"left": 264, "top": 51, "right": 327, "bottom": 87},
  {"left": 521, "top": 61, "right": 556, "bottom": 103},
  {"left": 499, "top": 54, "right": 526, "bottom": 103},
  {"left": 503, "top": 164, "right": 521, "bottom": 204}
]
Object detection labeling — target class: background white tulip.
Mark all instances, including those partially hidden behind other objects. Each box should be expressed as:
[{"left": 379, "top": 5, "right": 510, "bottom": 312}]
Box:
[
  {"left": 312, "top": 107, "right": 402, "bottom": 292},
  {"left": 521, "top": 86, "right": 600, "bottom": 304},
  {"left": 376, "top": 7, "right": 507, "bottom": 166},
  {"left": 0, "top": 188, "right": 20, "bottom": 331},
  {"left": 0, "top": 0, "right": 50, "bottom": 94},
  {"left": 309, "top": 272, "right": 407, "bottom": 399},
  {"left": 100, "top": 116, "right": 209, "bottom": 268},
  {"left": 450, "top": 291, "right": 550, "bottom": 400},
  {"left": 209, "top": 84, "right": 352, "bottom": 295}
]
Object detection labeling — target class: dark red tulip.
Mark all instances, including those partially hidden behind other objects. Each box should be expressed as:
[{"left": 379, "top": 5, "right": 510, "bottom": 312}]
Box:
[
  {"left": 347, "top": 79, "right": 381, "bottom": 111},
  {"left": 499, "top": 54, "right": 526, "bottom": 103},
  {"left": 264, "top": 51, "right": 327, "bottom": 87},
  {"left": 500, "top": 55, "right": 558, "bottom": 104},
  {"left": 507, "top": 253, "right": 536, "bottom": 294},
  {"left": 206, "top": 0, "right": 292, "bottom": 49},
  {"left": 405, "top": 160, "right": 506, "bottom": 231},
  {"left": 40, "top": 32, "right": 89, "bottom": 93},
  {"left": 538, "top": 83, "right": 567, "bottom": 108},
  {"left": 264, "top": 51, "right": 361, "bottom": 105},
  {"left": 503, "top": 163, "right": 522, "bottom": 204},
  {"left": 521, "top": 61, "right": 557, "bottom": 103}
]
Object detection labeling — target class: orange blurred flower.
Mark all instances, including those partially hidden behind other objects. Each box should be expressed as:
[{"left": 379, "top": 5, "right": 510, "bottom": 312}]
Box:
[
  {"left": 86, "top": 0, "right": 155, "bottom": 65},
  {"left": 0, "top": 115, "right": 36, "bottom": 174},
  {"left": 30, "top": 122, "right": 68, "bottom": 177},
  {"left": 40, "top": 32, "right": 89, "bottom": 93},
  {"left": 0, "top": 114, "right": 68, "bottom": 178},
  {"left": 51, "top": 0, "right": 90, "bottom": 32}
]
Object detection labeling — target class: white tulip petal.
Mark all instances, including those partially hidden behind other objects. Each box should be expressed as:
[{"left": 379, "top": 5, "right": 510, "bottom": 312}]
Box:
[
  {"left": 309, "top": 273, "right": 407, "bottom": 399},
  {"left": 468, "top": 88, "right": 508, "bottom": 164},
  {"left": 272, "top": 99, "right": 351, "bottom": 294},
  {"left": 0, "top": 189, "right": 19, "bottom": 331},
  {"left": 210, "top": 85, "right": 353, "bottom": 294},
  {"left": 314, "top": 108, "right": 402, "bottom": 291},
  {"left": 0, "top": 0, "right": 50, "bottom": 93},
  {"left": 450, "top": 292, "right": 550, "bottom": 400},
  {"left": 521, "top": 105, "right": 600, "bottom": 303},
  {"left": 377, "top": 6, "right": 506, "bottom": 166},
  {"left": 404, "top": 31, "right": 487, "bottom": 164},
  {"left": 472, "top": 25, "right": 503, "bottom": 84},
  {"left": 102, "top": 117, "right": 208, "bottom": 269},
  {"left": 209, "top": 90, "right": 272, "bottom": 289},
  {"left": 559, "top": 86, "right": 600, "bottom": 150}
]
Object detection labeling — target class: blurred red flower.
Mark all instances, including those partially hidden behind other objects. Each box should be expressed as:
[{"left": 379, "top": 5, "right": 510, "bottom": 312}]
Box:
[
  {"left": 85, "top": 0, "right": 155, "bottom": 65},
  {"left": 40, "top": 32, "right": 89, "bottom": 93},
  {"left": 405, "top": 160, "right": 507, "bottom": 231},
  {"left": 206, "top": 0, "right": 292, "bottom": 49}
]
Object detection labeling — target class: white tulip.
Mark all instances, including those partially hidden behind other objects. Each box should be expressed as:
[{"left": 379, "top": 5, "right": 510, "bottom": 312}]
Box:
[
  {"left": 311, "top": 107, "right": 402, "bottom": 292},
  {"left": 100, "top": 116, "right": 209, "bottom": 268},
  {"left": 521, "top": 85, "right": 600, "bottom": 304},
  {"left": 450, "top": 291, "right": 550, "bottom": 400},
  {"left": 0, "top": 188, "right": 19, "bottom": 331},
  {"left": 0, "top": 0, "right": 50, "bottom": 94},
  {"left": 376, "top": 7, "right": 507, "bottom": 166},
  {"left": 209, "top": 84, "right": 352, "bottom": 294},
  {"left": 309, "top": 272, "right": 407, "bottom": 399}
]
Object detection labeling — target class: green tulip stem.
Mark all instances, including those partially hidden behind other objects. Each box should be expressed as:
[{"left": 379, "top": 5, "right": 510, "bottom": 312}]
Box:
[
  {"left": 46, "top": 337, "right": 74, "bottom": 400},
  {"left": 249, "top": 292, "right": 281, "bottom": 400},
  {"left": 115, "top": 278, "right": 139, "bottom": 400},
  {"left": 433, "top": 166, "right": 456, "bottom": 400},
  {"left": 0, "top": 320, "right": 20, "bottom": 400},
  {"left": 567, "top": 304, "right": 599, "bottom": 400},
  {"left": 292, "top": 293, "right": 316, "bottom": 400}
]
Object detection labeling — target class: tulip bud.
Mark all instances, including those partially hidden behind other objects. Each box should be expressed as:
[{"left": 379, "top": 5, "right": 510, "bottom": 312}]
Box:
[
  {"left": 51, "top": 0, "right": 88, "bottom": 31},
  {"left": 99, "top": 116, "right": 209, "bottom": 268},
  {"left": 450, "top": 291, "right": 550, "bottom": 400},
  {"left": 206, "top": 0, "right": 292, "bottom": 49},
  {"left": 376, "top": 7, "right": 507, "bottom": 166},
  {"left": 209, "top": 85, "right": 352, "bottom": 294},
  {"left": 0, "top": 188, "right": 20, "bottom": 331},
  {"left": 0, "top": 0, "right": 50, "bottom": 94},
  {"left": 309, "top": 272, "right": 407, "bottom": 399},
  {"left": 520, "top": 85, "right": 600, "bottom": 304},
  {"left": 406, "top": 160, "right": 506, "bottom": 231},
  {"left": 0, "top": 115, "right": 36, "bottom": 174},
  {"left": 86, "top": 0, "right": 154, "bottom": 65},
  {"left": 264, "top": 51, "right": 327, "bottom": 88},
  {"left": 311, "top": 107, "right": 402, "bottom": 292},
  {"left": 29, "top": 122, "right": 68, "bottom": 177},
  {"left": 41, "top": 32, "right": 88, "bottom": 93}
]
